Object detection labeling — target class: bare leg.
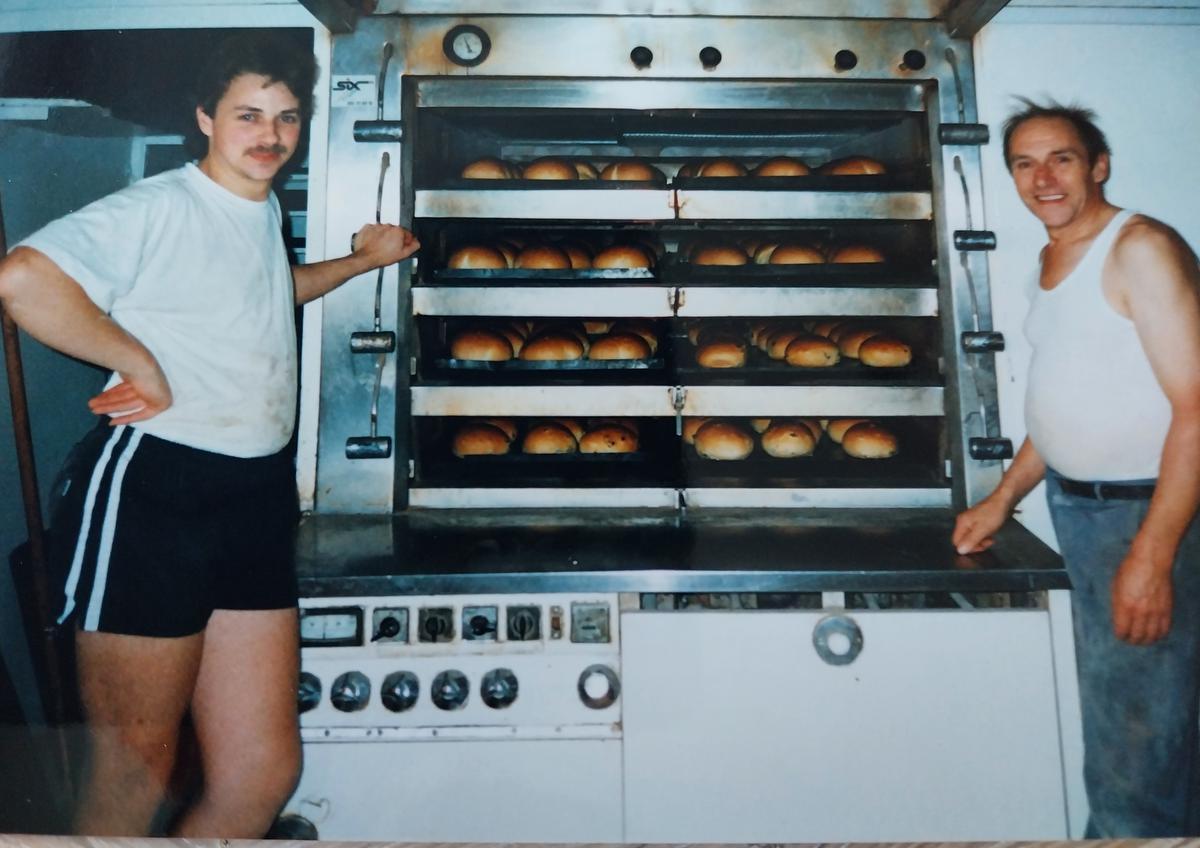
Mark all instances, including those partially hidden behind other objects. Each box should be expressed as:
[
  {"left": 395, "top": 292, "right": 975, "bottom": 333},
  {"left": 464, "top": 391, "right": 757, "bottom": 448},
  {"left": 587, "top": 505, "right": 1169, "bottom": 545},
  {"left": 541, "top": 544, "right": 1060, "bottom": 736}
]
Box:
[
  {"left": 74, "top": 629, "right": 204, "bottom": 835},
  {"left": 171, "top": 608, "right": 301, "bottom": 837}
]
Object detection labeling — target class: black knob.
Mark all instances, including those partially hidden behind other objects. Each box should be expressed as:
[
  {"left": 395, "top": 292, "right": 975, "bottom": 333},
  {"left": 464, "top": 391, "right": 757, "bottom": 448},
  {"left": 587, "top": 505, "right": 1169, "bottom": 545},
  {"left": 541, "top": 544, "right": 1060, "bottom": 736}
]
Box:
[
  {"left": 469, "top": 614, "right": 493, "bottom": 637},
  {"left": 297, "top": 671, "right": 321, "bottom": 714},
  {"left": 330, "top": 671, "right": 371, "bottom": 712},
  {"left": 577, "top": 664, "right": 620, "bottom": 709},
  {"left": 834, "top": 49, "right": 858, "bottom": 71},
  {"left": 381, "top": 671, "right": 420, "bottom": 712},
  {"left": 374, "top": 615, "right": 400, "bottom": 640},
  {"left": 902, "top": 49, "right": 927, "bottom": 71},
  {"left": 432, "top": 669, "right": 469, "bottom": 711},
  {"left": 481, "top": 668, "right": 519, "bottom": 709},
  {"left": 508, "top": 607, "right": 540, "bottom": 641},
  {"left": 630, "top": 46, "right": 653, "bottom": 69},
  {"left": 699, "top": 46, "right": 722, "bottom": 70}
]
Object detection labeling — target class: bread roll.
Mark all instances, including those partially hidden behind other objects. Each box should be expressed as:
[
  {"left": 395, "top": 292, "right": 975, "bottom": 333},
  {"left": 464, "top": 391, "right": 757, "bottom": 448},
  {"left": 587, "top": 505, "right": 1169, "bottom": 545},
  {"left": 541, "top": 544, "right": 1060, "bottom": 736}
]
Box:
[
  {"left": 785, "top": 334, "right": 841, "bottom": 367},
  {"left": 450, "top": 329, "right": 513, "bottom": 361},
  {"left": 494, "top": 242, "right": 518, "bottom": 268},
  {"left": 693, "top": 244, "right": 749, "bottom": 266},
  {"left": 752, "top": 156, "right": 811, "bottom": 177},
  {"left": 697, "top": 340, "right": 747, "bottom": 369},
  {"left": 698, "top": 158, "right": 748, "bottom": 177},
  {"left": 838, "top": 327, "right": 882, "bottom": 359},
  {"left": 610, "top": 321, "right": 659, "bottom": 354},
  {"left": 820, "top": 156, "right": 887, "bottom": 176},
  {"left": 460, "top": 157, "right": 511, "bottom": 179},
  {"left": 766, "top": 328, "right": 806, "bottom": 360},
  {"left": 515, "top": 244, "right": 572, "bottom": 270},
  {"left": 583, "top": 319, "right": 613, "bottom": 335},
  {"left": 749, "top": 418, "right": 772, "bottom": 434},
  {"left": 589, "top": 332, "right": 652, "bottom": 360},
  {"left": 522, "top": 157, "right": 578, "bottom": 180},
  {"left": 448, "top": 245, "right": 508, "bottom": 270},
  {"left": 796, "top": 418, "right": 823, "bottom": 441},
  {"left": 496, "top": 326, "right": 525, "bottom": 355},
  {"left": 522, "top": 422, "right": 578, "bottom": 454},
  {"left": 547, "top": 418, "right": 585, "bottom": 441},
  {"left": 769, "top": 244, "right": 826, "bottom": 265},
  {"left": 453, "top": 423, "right": 512, "bottom": 457},
  {"left": 580, "top": 425, "right": 638, "bottom": 454},
  {"left": 600, "top": 160, "right": 662, "bottom": 181},
  {"left": 682, "top": 417, "right": 710, "bottom": 445},
  {"left": 829, "top": 244, "right": 886, "bottom": 264},
  {"left": 559, "top": 242, "right": 593, "bottom": 269},
  {"left": 842, "top": 422, "right": 899, "bottom": 459},
  {"left": 593, "top": 244, "right": 653, "bottom": 269},
  {"left": 858, "top": 335, "right": 913, "bottom": 368},
  {"left": 811, "top": 319, "right": 844, "bottom": 338},
  {"left": 826, "top": 418, "right": 869, "bottom": 444},
  {"left": 574, "top": 161, "right": 599, "bottom": 179},
  {"left": 590, "top": 417, "right": 639, "bottom": 435},
  {"left": 761, "top": 420, "right": 817, "bottom": 458},
  {"left": 694, "top": 421, "right": 755, "bottom": 460},
  {"left": 519, "top": 333, "right": 585, "bottom": 361},
  {"left": 479, "top": 418, "right": 517, "bottom": 441}
]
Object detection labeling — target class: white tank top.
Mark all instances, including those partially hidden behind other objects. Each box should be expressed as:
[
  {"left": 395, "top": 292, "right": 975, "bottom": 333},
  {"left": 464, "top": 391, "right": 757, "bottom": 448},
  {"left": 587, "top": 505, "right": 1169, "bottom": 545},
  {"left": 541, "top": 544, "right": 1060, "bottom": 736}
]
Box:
[{"left": 1023, "top": 209, "right": 1169, "bottom": 481}]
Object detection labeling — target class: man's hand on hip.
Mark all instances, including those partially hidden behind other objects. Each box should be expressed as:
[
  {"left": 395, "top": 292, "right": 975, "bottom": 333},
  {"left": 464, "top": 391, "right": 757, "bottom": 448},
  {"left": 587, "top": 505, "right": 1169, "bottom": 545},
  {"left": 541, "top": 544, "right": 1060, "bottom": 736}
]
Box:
[
  {"left": 88, "top": 361, "right": 173, "bottom": 425},
  {"left": 1111, "top": 546, "right": 1173, "bottom": 645}
]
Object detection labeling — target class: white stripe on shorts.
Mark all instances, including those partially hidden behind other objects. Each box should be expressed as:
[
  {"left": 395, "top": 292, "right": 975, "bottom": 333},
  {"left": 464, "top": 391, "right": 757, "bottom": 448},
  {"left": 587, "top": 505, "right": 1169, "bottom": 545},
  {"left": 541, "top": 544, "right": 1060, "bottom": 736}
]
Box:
[{"left": 82, "top": 429, "right": 144, "bottom": 632}]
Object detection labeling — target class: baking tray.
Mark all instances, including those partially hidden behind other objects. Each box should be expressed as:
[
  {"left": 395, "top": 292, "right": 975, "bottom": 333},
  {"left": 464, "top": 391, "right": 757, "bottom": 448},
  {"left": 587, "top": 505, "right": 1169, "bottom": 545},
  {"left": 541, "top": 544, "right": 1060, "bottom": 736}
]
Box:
[
  {"left": 435, "top": 177, "right": 668, "bottom": 190},
  {"left": 664, "top": 261, "right": 935, "bottom": 287},
  {"left": 428, "top": 267, "right": 658, "bottom": 284},
  {"left": 435, "top": 356, "right": 665, "bottom": 372},
  {"left": 671, "top": 173, "right": 926, "bottom": 192},
  {"left": 676, "top": 344, "right": 935, "bottom": 385}
]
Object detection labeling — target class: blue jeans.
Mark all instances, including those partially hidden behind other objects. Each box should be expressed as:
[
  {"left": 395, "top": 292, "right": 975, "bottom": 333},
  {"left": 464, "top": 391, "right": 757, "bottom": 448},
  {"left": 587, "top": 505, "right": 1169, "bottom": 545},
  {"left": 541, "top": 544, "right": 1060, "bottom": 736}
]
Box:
[{"left": 1046, "top": 469, "right": 1200, "bottom": 836}]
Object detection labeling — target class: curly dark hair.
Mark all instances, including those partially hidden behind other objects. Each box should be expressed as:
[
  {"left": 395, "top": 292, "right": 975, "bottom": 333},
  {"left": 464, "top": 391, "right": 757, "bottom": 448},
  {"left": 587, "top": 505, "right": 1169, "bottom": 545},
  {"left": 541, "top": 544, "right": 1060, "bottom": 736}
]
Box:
[
  {"left": 1002, "top": 97, "right": 1112, "bottom": 171},
  {"left": 194, "top": 32, "right": 317, "bottom": 121}
]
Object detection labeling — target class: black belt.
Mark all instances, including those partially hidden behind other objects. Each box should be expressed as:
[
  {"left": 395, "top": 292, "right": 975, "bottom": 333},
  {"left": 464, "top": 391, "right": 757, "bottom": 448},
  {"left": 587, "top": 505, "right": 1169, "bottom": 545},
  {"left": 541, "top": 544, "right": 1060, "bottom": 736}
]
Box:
[{"left": 1058, "top": 478, "right": 1156, "bottom": 500}]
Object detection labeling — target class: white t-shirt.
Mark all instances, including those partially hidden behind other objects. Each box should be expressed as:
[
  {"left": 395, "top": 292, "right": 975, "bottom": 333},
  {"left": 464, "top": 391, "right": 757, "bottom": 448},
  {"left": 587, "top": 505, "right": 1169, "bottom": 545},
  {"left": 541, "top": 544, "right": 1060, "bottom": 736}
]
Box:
[{"left": 20, "top": 163, "right": 297, "bottom": 458}]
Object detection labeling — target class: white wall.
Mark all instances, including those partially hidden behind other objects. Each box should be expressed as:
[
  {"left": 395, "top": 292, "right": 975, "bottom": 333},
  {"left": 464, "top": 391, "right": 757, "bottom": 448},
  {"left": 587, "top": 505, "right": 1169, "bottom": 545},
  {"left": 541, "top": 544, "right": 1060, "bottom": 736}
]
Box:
[{"left": 974, "top": 8, "right": 1200, "bottom": 547}]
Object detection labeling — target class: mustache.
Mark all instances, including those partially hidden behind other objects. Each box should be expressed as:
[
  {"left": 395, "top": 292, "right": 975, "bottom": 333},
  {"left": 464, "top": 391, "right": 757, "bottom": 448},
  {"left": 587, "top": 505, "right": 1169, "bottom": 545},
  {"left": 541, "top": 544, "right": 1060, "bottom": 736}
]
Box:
[{"left": 248, "top": 144, "right": 288, "bottom": 156}]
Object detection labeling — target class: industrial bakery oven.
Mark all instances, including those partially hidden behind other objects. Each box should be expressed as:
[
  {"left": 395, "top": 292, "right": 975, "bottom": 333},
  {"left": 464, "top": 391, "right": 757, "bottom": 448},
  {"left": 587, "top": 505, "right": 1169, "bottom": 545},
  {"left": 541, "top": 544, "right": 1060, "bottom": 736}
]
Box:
[{"left": 285, "top": 5, "right": 1080, "bottom": 843}]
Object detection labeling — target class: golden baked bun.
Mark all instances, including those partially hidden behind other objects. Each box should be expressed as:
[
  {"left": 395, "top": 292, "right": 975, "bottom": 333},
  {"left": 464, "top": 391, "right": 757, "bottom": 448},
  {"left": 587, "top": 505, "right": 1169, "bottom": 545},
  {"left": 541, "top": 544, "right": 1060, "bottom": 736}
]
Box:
[
  {"left": 589, "top": 333, "right": 652, "bottom": 360},
  {"left": 460, "top": 157, "right": 511, "bottom": 179},
  {"left": 796, "top": 418, "right": 823, "bottom": 441},
  {"left": 547, "top": 418, "right": 585, "bottom": 441},
  {"left": 600, "top": 160, "right": 662, "bottom": 181},
  {"left": 752, "top": 157, "right": 812, "bottom": 177},
  {"left": 697, "top": 339, "right": 747, "bottom": 369},
  {"left": 811, "top": 319, "right": 844, "bottom": 338},
  {"left": 682, "top": 417, "right": 710, "bottom": 445},
  {"left": 583, "top": 319, "right": 613, "bottom": 335},
  {"left": 574, "top": 161, "right": 599, "bottom": 179},
  {"left": 515, "top": 244, "right": 572, "bottom": 270},
  {"left": 749, "top": 418, "right": 772, "bottom": 434},
  {"left": 786, "top": 334, "right": 841, "bottom": 367},
  {"left": 769, "top": 244, "right": 826, "bottom": 265},
  {"left": 448, "top": 245, "right": 508, "bottom": 270},
  {"left": 519, "top": 333, "right": 585, "bottom": 361},
  {"left": 580, "top": 425, "right": 638, "bottom": 454},
  {"left": 453, "top": 422, "right": 512, "bottom": 457},
  {"left": 590, "top": 417, "right": 639, "bottom": 435},
  {"left": 698, "top": 158, "right": 748, "bottom": 177},
  {"left": 766, "top": 328, "right": 806, "bottom": 361},
  {"left": 559, "top": 242, "right": 593, "bottom": 269},
  {"left": 694, "top": 421, "right": 755, "bottom": 460},
  {"left": 496, "top": 326, "right": 525, "bottom": 356},
  {"left": 522, "top": 157, "right": 578, "bottom": 180},
  {"left": 820, "top": 156, "right": 887, "bottom": 176},
  {"left": 842, "top": 422, "right": 899, "bottom": 459},
  {"left": 593, "top": 244, "right": 653, "bottom": 269},
  {"left": 761, "top": 420, "right": 818, "bottom": 458},
  {"left": 479, "top": 418, "right": 517, "bottom": 442},
  {"left": 494, "top": 242, "right": 518, "bottom": 268},
  {"left": 522, "top": 422, "right": 577, "bottom": 454},
  {"left": 532, "top": 321, "right": 589, "bottom": 351},
  {"left": 858, "top": 335, "right": 913, "bottom": 368},
  {"left": 826, "top": 418, "right": 869, "bottom": 444},
  {"left": 450, "top": 329, "right": 514, "bottom": 361},
  {"left": 829, "top": 244, "right": 886, "bottom": 264},
  {"left": 692, "top": 244, "right": 749, "bottom": 266},
  {"left": 838, "top": 327, "right": 882, "bottom": 359},
  {"left": 610, "top": 321, "right": 659, "bottom": 354}
]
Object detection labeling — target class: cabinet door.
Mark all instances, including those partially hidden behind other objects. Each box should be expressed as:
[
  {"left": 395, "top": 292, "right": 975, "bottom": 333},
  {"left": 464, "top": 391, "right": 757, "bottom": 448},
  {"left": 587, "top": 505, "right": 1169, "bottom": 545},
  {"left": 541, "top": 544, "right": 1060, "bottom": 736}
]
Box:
[{"left": 621, "top": 609, "right": 1066, "bottom": 841}]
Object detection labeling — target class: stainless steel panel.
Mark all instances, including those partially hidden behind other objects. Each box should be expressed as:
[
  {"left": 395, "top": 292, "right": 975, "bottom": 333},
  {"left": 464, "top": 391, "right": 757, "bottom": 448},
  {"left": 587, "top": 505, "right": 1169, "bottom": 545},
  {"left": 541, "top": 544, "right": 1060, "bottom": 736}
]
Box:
[
  {"left": 376, "top": 1, "right": 947, "bottom": 18},
  {"left": 683, "top": 488, "right": 951, "bottom": 509},
  {"left": 682, "top": 386, "right": 944, "bottom": 417},
  {"left": 412, "top": 385, "right": 673, "bottom": 416},
  {"left": 415, "top": 188, "right": 675, "bottom": 220},
  {"left": 410, "top": 488, "right": 678, "bottom": 509},
  {"left": 413, "top": 286, "right": 674, "bottom": 317},
  {"left": 676, "top": 190, "right": 932, "bottom": 221},
  {"left": 676, "top": 286, "right": 938, "bottom": 318}
]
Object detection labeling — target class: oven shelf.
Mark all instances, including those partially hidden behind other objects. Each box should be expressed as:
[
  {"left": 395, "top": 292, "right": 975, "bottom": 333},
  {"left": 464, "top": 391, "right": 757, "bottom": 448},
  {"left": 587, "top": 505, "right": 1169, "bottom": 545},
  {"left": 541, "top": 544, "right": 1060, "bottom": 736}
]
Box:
[
  {"left": 415, "top": 188, "right": 676, "bottom": 220},
  {"left": 676, "top": 286, "right": 937, "bottom": 317},
  {"left": 414, "top": 286, "right": 675, "bottom": 317},
  {"left": 674, "top": 189, "right": 931, "bottom": 221}
]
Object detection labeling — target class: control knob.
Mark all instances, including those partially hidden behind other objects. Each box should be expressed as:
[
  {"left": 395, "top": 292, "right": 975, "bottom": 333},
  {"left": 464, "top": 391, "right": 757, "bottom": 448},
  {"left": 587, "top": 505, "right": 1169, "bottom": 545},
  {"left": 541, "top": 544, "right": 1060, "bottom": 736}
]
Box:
[
  {"left": 381, "top": 671, "right": 420, "bottom": 712},
  {"left": 431, "top": 669, "right": 469, "bottom": 711},
  {"left": 374, "top": 615, "right": 400, "bottom": 640},
  {"left": 297, "top": 671, "right": 321, "bottom": 714},
  {"left": 480, "top": 668, "right": 519, "bottom": 709},
  {"left": 577, "top": 664, "right": 620, "bottom": 709},
  {"left": 330, "top": 671, "right": 371, "bottom": 712}
]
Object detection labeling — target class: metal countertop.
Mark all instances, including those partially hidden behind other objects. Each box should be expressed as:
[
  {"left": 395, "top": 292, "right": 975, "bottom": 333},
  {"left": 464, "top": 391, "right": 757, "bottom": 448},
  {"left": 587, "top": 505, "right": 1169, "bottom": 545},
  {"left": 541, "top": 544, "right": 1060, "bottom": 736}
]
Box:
[{"left": 294, "top": 508, "right": 1067, "bottom": 596}]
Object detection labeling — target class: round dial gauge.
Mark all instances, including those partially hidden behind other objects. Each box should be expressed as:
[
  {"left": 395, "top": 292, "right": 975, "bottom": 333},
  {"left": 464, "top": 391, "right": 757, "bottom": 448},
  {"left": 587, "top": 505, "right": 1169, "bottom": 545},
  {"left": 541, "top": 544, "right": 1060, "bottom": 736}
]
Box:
[{"left": 443, "top": 24, "right": 491, "bottom": 68}]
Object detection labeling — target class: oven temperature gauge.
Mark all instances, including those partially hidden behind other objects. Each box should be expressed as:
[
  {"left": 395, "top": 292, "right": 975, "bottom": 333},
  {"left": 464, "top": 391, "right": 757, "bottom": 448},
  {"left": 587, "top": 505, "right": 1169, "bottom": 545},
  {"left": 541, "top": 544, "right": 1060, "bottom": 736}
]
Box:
[
  {"left": 300, "top": 606, "right": 363, "bottom": 648},
  {"left": 443, "top": 24, "right": 491, "bottom": 68}
]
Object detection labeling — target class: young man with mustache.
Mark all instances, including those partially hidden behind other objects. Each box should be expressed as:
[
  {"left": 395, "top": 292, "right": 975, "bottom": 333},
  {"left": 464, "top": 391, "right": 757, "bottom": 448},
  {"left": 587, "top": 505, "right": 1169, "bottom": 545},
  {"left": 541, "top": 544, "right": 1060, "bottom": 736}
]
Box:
[
  {"left": 0, "top": 34, "right": 418, "bottom": 836},
  {"left": 953, "top": 100, "right": 1200, "bottom": 836}
]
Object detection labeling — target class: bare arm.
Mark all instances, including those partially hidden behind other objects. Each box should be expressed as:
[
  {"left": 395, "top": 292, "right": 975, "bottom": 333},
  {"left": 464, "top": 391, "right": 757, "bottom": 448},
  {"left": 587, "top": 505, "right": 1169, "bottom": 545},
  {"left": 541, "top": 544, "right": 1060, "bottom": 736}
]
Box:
[
  {"left": 292, "top": 223, "right": 419, "bottom": 306},
  {"left": 1107, "top": 220, "right": 1200, "bottom": 644},
  {"left": 952, "top": 435, "right": 1047, "bottom": 554},
  {"left": 0, "top": 247, "right": 170, "bottom": 424}
]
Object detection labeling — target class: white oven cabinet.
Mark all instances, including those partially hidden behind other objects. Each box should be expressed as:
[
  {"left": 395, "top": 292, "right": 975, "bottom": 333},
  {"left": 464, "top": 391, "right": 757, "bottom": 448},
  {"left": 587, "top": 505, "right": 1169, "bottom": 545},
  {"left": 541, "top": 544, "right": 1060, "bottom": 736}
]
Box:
[{"left": 621, "top": 606, "right": 1068, "bottom": 841}]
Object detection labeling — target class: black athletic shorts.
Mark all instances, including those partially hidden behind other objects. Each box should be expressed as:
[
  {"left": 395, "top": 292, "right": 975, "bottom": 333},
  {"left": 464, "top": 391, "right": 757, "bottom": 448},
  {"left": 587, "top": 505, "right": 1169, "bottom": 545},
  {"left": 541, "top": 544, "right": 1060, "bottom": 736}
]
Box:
[{"left": 48, "top": 421, "right": 299, "bottom": 638}]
